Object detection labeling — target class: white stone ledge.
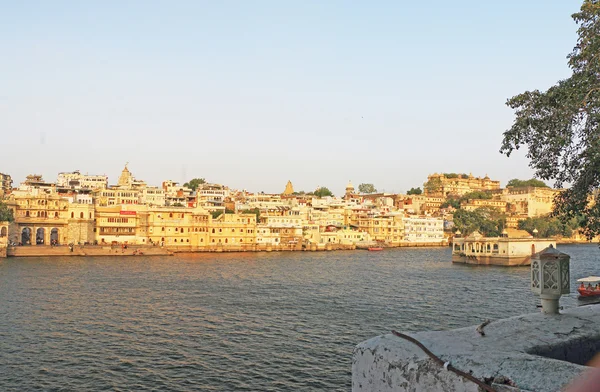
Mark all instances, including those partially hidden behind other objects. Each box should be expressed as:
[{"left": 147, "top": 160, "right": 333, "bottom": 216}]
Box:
[{"left": 353, "top": 305, "right": 600, "bottom": 391}]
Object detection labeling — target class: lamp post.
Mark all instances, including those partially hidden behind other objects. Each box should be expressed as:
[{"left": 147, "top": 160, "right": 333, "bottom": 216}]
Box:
[
  {"left": 533, "top": 228, "right": 538, "bottom": 238},
  {"left": 531, "top": 245, "right": 570, "bottom": 314}
]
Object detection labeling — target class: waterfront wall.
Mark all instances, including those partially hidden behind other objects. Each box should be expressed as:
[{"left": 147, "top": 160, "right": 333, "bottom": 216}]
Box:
[
  {"left": 5, "top": 241, "right": 447, "bottom": 257},
  {"left": 7, "top": 245, "right": 173, "bottom": 257},
  {"left": 352, "top": 305, "right": 600, "bottom": 392}
]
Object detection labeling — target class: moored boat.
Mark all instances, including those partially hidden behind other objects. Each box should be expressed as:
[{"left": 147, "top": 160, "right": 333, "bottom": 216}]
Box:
[
  {"left": 368, "top": 247, "right": 384, "bottom": 251},
  {"left": 577, "top": 276, "right": 600, "bottom": 297}
]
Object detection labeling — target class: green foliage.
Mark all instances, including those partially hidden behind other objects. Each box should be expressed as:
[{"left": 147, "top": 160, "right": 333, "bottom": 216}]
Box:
[
  {"left": 314, "top": 187, "right": 334, "bottom": 198},
  {"left": 441, "top": 197, "right": 461, "bottom": 209},
  {"left": 460, "top": 191, "right": 493, "bottom": 202},
  {"left": 292, "top": 191, "right": 306, "bottom": 195},
  {"left": 501, "top": 1, "right": 600, "bottom": 238},
  {"left": 442, "top": 192, "right": 493, "bottom": 209},
  {"left": 443, "top": 173, "right": 459, "bottom": 179},
  {"left": 358, "top": 183, "right": 377, "bottom": 194},
  {"left": 172, "top": 202, "right": 184, "bottom": 207},
  {"left": 453, "top": 207, "right": 506, "bottom": 237},
  {"left": 240, "top": 208, "right": 260, "bottom": 221},
  {"left": 183, "top": 178, "right": 206, "bottom": 191},
  {"left": 423, "top": 178, "right": 442, "bottom": 194},
  {"left": 210, "top": 209, "right": 233, "bottom": 219},
  {"left": 506, "top": 178, "right": 549, "bottom": 188},
  {"left": 406, "top": 187, "right": 422, "bottom": 195},
  {"left": 518, "top": 215, "right": 583, "bottom": 238},
  {"left": 0, "top": 202, "right": 14, "bottom": 222}
]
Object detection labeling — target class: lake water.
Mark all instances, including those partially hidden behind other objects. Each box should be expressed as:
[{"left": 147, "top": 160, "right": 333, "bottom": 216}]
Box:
[{"left": 0, "top": 244, "right": 598, "bottom": 391}]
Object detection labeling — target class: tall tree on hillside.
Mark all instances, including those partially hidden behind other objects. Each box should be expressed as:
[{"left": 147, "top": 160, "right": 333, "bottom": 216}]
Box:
[
  {"left": 314, "top": 187, "right": 334, "bottom": 198},
  {"left": 358, "top": 183, "right": 377, "bottom": 194},
  {"left": 0, "top": 202, "right": 14, "bottom": 222},
  {"left": 423, "top": 177, "right": 442, "bottom": 194},
  {"left": 506, "top": 178, "right": 549, "bottom": 188},
  {"left": 184, "top": 178, "right": 206, "bottom": 191},
  {"left": 501, "top": 1, "right": 600, "bottom": 238},
  {"left": 406, "top": 187, "right": 422, "bottom": 195}
]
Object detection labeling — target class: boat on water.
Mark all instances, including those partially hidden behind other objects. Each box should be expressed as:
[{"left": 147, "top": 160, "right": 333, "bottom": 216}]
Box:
[
  {"left": 368, "top": 247, "right": 384, "bottom": 251},
  {"left": 577, "top": 276, "right": 600, "bottom": 297}
]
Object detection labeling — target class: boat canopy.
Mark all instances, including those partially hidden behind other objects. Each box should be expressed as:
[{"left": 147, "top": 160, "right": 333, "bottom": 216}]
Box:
[{"left": 577, "top": 276, "right": 600, "bottom": 283}]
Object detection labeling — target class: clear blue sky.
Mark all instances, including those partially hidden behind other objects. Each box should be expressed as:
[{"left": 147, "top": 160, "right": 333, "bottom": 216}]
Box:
[{"left": 0, "top": 0, "right": 582, "bottom": 194}]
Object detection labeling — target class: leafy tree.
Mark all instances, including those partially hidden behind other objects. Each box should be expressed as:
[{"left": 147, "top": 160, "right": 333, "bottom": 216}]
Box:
[
  {"left": 501, "top": 1, "right": 600, "bottom": 238},
  {"left": 292, "top": 191, "right": 306, "bottom": 195},
  {"left": 518, "top": 216, "right": 581, "bottom": 238},
  {"left": 443, "top": 173, "right": 459, "bottom": 179},
  {"left": 314, "top": 187, "right": 334, "bottom": 198},
  {"left": 459, "top": 191, "right": 493, "bottom": 203},
  {"left": 0, "top": 202, "right": 14, "bottom": 222},
  {"left": 506, "top": 178, "right": 549, "bottom": 188},
  {"left": 172, "top": 202, "right": 184, "bottom": 207},
  {"left": 453, "top": 207, "right": 506, "bottom": 237},
  {"left": 358, "top": 183, "right": 377, "bottom": 194},
  {"left": 423, "top": 177, "right": 443, "bottom": 194},
  {"left": 183, "top": 178, "right": 206, "bottom": 191},
  {"left": 441, "top": 197, "right": 461, "bottom": 209},
  {"left": 406, "top": 187, "right": 422, "bottom": 195}
]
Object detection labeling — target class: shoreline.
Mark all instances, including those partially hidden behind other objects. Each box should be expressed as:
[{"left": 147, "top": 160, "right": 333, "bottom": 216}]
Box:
[{"left": 2, "top": 242, "right": 448, "bottom": 258}]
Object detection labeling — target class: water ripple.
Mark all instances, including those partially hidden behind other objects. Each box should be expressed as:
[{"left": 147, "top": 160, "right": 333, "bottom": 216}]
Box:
[{"left": 0, "top": 245, "right": 596, "bottom": 391}]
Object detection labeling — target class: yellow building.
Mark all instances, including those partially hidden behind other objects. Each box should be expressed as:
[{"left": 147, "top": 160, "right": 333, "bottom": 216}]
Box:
[
  {"left": 497, "top": 187, "right": 560, "bottom": 218},
  {"left": 9, "top": 193, "right": 70, "bottom": 245},
  {"left": 208, "top": 213, "right": 257, "bottom": 250},
  {"left": 349, "top": 211, "right": 404, "bottom": 245},
  {"left": 461, "top": 198, "right": 508, "bottom": 213},
  {"left": 425, "top": 173, "right": 500, "bottom": 197}
]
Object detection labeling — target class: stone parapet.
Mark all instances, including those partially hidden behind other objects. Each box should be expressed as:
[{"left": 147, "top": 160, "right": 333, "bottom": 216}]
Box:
[{"left": 353, "top": 305, "right": 600, "bottom": 391}]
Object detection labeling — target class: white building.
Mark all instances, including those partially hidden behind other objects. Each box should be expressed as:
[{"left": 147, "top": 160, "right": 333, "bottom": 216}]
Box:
[
  {"left": 403, "top": 216, "right": 445, "bottom": 244},
  {"left": 57, "top": 171, "right": 108, "bottom": 189}
]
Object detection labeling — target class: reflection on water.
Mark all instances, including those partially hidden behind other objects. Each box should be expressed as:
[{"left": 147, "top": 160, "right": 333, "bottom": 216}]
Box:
[{"left": 0, "top": 245, "right": 597, "bottom": 391}]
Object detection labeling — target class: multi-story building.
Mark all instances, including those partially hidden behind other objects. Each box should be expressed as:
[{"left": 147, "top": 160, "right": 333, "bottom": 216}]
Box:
[
  {"left": 162, "top": 180, "right": 194, "bottom": 207},
  {"left": 349, "top": 210, "right": 404, "bottom": 245},
  {"left": 496, "top": 186, "right": 560, "bottom": 218},
  {"left": 94, "top": 188, "right": 140, "bottom": 206},
  {"left": 7, "top": 193, "right": 94, "bottom": 245},
  {"left": 208, "top": 213, "right": 257, "bottom": 249},
  {"left": 461, "top": 198, "right": 508, "bottom": 213},
  {"left": 0, "top": 173, "right": 13, "bottom": 196},
  {"left": 425, "top": 173, "right": 500, "bottom": 197},
  {"left": 139, "top": 186, "right": 166, "bottom": 206},
  {"left": 57, "top": 170, "right": 108, "bottom": 189},
  {"left": 196, "top": 183, "right": 229, "bottom": 212},
  {"left": 404, "top": 195, "right": 444, "bottom": 215},
  {"left": 403, "top": 216, "right": 445, "bottom": 244}
]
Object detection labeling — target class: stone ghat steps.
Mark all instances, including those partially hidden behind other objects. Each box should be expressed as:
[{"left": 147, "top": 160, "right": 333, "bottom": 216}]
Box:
[{"left": 7, "top": 246, "right": 172, "bottom": 257}]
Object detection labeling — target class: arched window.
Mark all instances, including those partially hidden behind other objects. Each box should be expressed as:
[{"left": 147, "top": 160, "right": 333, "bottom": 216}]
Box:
[
  {"left": 80, "top": 212, "right": 84, "bottom": 218},
  {"left": 169, "top": 213, "right": 173, "bottom": 218},
  {"left": 71, "top": 212, "right": 74, "bottom": 218},
  {"left": 212, "top": 228, "right": 215, "bottom": 233}
]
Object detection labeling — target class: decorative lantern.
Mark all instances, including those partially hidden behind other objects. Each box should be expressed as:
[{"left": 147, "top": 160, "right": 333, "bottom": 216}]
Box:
[{"left": 531, "top": 245, "right": 570, "bottom": 314}]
